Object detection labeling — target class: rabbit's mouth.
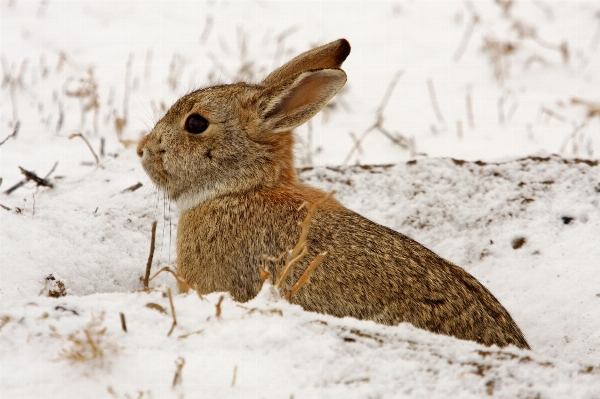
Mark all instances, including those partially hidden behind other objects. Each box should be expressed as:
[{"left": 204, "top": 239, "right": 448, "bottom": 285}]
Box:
[{"left": 141, "top": 162, "right": 172, "bottom": 193}]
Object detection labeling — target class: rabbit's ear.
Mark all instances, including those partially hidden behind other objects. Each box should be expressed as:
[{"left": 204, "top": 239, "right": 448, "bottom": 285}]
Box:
[
  {"left": 262, "top": 39, "right": 350, "bottom": 87},
  {"left": 259, "top": 69, "right": 346, "bottom": 133}
]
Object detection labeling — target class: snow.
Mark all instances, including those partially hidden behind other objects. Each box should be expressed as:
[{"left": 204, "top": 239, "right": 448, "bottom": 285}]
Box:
[{"left": 1, "top": 1, "right": 600, "bottom": 398}]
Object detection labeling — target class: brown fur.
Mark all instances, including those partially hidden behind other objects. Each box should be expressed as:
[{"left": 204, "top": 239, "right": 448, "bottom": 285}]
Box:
[{"left": 138, "top": 39, "right": 530, "bottom": 349}]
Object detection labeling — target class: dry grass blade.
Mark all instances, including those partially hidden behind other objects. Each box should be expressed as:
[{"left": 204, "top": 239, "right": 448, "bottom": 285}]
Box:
[
  {"left": 285, "top": 252, "right": 327, "bottom": 300},
  {"left": 123, "top": 53, "right": 133, "bottom": 124},
  {"left": 268, "top": 191, "right": 334, "bottom": 299},
  {"left": 275, "top": 246, "right": 308, "bottom": 288},
  {"left": 466, "top": 85, "right": 475, "bottom": 128},
  {"left": 149, "top": 266, "right": 189, "bottom": 293},
  {"left": 571, "top": 98, "right": 600, "bottom": 118},
  {"left": 119, "top": 313, "right": 127, "bottom": 333},
  {"left": 541, "top": 107, "right": 567, "bottom": 123},
  {"left": 172, "top": 356, "right": 185, "bottom": 388},
  {"left": 343, "top": 70, "right": 405, "bottom": 165},
  {"left": 69, "top": 133, "right": 99, "bottom": 164},
  {"left": 200, "top": 15, "right": 214, "bottom": 44},
  {"left": 231, "top": 365, "right": 238, "bottom": 387},
  {"left": 484, "top": 37, "right": 518, "bottom": 84},
  {"left": 65, "top": 68, "right": 99, "bottom": 134},
  {"left": 143, "top": 221, "right": 158, "bottom": 289},
  {"left": 145, "top": 303, "right": 167, "bottom": 314},
  {"left": 0, "top": 316, "right": 11, "bottom": 331},
  {"left": 272, "top": 25, "right": 299, "bottom": 69},
  {"left": 559, "top": 118, "right": 590, "bottom": 155},
  {"left": 166, "top": 287, "right": 177, "bottom": 337},
  {"left": 0, "top": 121, "right": 19, "bottom": 146},
  {"left": 215, "top": 295, "right": 224, "bottom": 318},
  {"left": 454, "top": 6, "right": 481, "bottom": 61},
  {"left": 178, "top": 329, "right": 204, "bottom": 339},
  {"left": 55, "top": 312, "right": 120, "bottom": 366},
  {"left": 427, "top": 78, "right": 445, "bottom": 123},
  {"left": 495, "top": 0, "right": 514, "bottom": 17}
]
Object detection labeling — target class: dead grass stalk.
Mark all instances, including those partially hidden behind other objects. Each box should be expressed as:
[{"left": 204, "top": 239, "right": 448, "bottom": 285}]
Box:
[
  {"left": 68, "top": 133, "right": 99, "bottom": 164},
  {"left": 265, "top": 191, "right": 333, "bottom": 300},
  {"left": 52, "top": 312, "right": 120, "bottom": 366},
  {"left": 343, "top": 70, "right": 412, "bottom": 164},
  {"left": 0, "top": 121, "right": 20, "bottom": 146},
  {"left": 143, "top": 221, "right": 158, "bottom": 289},
  {"left": 166, "top": 287, "right": 177, "bottom": 337},
  {"left": 172, "top": 356, "right": 185, "bottom": 388}
]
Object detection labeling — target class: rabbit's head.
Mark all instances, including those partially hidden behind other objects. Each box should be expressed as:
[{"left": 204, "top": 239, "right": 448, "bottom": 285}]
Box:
[{"left": 138, "top": 39, "right": 350, "bottom": 210}]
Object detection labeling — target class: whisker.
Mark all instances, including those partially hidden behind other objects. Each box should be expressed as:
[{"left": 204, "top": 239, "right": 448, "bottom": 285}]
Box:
[{"left": 168, "top": 198, "right": 173, "bottom": 266}]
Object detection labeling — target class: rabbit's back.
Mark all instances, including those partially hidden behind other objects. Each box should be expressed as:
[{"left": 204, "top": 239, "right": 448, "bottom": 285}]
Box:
[{"left": 177, "top": 185, "right": 530, "bottom": 349}]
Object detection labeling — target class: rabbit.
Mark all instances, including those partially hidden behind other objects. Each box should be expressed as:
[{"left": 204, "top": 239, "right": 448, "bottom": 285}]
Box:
[{"left": 137, "top": 38, "right": 530, "bottom": 350}]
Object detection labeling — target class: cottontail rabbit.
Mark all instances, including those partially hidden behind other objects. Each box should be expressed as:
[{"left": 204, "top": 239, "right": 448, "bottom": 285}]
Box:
[{"left": 138, "top": 39, "right": 530, "bottom": 349}]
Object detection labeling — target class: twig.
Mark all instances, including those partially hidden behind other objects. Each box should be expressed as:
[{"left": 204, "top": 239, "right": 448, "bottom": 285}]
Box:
[
  {"left": 4, "top": 161, "right": 57, "bottom": 195},
  {"left": 0, "top": 121, "right": 20, "bottom": 146},
  {"left": 122, "top": 182, "right": 143, "bottom": 193},
  {"left": 542, "top": 107, "right": 567, "bottom": 122},
  {"left": 166, "top": 287, "right": 177, "bottom": 337},
  {"left": 498, "top": 96, "right": 505, "bottom": 124},
  {"left": 427, "top": 78, "right": 445, "bottom": 123},
  {"left": 69, "top": 133, "right": 99, "bottom": 164},
  {"left": 119, "top": 313, "right": 127, "bottom": 333},
  {"left": 457, "top": 120, "right": 463, "bottom": 139},
  {"left": 172, "top": 356, "right": 185, "bottom": 388},
  {"left": 19, "top": 167, "right": 53, "bottom": 188},
  {"left": 143, "top": 221, "right": 158, "bottom": 289},
  {"left": 559, "top": 118, "right": 590, "bottom": 155}
]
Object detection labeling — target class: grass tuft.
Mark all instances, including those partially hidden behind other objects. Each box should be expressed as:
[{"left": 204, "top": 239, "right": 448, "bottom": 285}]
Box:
[{"left": 52, "top": 312, "right": 120, "bottom": 367}]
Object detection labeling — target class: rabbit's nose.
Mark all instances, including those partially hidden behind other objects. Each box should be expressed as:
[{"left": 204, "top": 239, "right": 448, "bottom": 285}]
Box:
[{"left": 137, "top": 134, "right": 151, "bottom": 157}]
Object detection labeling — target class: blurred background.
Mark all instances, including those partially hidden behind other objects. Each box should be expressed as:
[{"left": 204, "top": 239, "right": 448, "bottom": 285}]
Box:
[{"left": 1, "top": 0, "right": 599, "bottom": 183}]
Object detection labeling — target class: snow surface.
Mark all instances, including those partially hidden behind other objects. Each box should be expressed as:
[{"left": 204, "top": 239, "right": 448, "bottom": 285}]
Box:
[{"left": 1, "top": 1, "right": 600, "bottom": 398}]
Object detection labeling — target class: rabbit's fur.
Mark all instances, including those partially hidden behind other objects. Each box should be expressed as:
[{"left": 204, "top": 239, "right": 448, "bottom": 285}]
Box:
[{"left": 138, "top": 39, "right": 530, "bottom": 349}]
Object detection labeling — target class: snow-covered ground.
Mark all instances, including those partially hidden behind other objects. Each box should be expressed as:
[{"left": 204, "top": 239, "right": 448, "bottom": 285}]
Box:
[{"left": 1, "top": 1, "right": 599, "bottom": 398}]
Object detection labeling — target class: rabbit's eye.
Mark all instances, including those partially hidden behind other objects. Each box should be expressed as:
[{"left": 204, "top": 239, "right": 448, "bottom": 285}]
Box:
[{"left": 185, "top": 114, "right": 209, "bottom": 134}]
